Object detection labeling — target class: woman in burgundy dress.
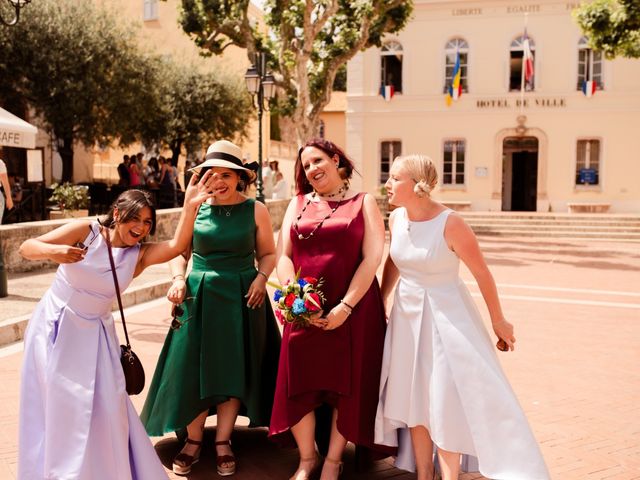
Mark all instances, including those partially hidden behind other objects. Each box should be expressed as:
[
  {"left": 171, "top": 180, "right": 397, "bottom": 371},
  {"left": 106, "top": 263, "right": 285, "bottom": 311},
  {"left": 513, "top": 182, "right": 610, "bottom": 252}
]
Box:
[{"left": 269, "top": 139, "right": 391, "bottom": 480}]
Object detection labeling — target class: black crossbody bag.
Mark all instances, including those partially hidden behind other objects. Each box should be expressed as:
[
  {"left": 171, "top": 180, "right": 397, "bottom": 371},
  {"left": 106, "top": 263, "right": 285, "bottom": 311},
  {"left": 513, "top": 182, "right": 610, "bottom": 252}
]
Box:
[{"left": 104, "top": 228, "right": 145, "bottom": 395}]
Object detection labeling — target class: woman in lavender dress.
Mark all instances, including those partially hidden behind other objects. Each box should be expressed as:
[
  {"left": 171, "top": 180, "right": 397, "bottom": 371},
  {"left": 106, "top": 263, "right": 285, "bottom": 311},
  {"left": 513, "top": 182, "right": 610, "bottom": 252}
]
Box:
[{"left": 17, "top": 174, "right": 213, "bottom": 480}]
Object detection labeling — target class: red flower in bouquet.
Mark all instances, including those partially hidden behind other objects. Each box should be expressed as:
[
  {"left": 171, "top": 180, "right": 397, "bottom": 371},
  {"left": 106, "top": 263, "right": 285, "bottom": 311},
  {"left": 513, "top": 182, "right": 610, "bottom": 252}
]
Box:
[
  {"left": 269, "top": 270, "right": 326, "bottom": 328},
  {"left": 284, "top": 293, "right": 296, "bottom": 308},
  {"left": 304, "top": 293, "right": 322, "bottom": 312}
]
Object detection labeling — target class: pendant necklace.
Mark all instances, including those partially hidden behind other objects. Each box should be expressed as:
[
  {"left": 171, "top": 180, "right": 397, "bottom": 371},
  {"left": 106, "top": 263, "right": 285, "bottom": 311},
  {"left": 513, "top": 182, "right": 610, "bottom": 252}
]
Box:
[
  {"left": 217, "top": 204, "right": 234, "bottom": 217},
  {"left": 293, "top": 184, "right": 348, "bottom": 240}
]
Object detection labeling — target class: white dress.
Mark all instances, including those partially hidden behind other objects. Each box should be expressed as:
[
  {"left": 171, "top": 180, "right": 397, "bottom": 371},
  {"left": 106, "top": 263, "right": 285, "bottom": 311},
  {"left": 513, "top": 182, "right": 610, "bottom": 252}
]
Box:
[
  {"left": 375, "top": 209, "right": 550, "bottom": 480},
  {"left": 18, "top": 222, "right": 168, "bottom": 480}
]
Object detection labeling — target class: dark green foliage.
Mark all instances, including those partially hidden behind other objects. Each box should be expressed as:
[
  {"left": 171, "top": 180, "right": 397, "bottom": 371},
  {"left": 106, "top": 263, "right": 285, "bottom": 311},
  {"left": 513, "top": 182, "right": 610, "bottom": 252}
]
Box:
[{"left": 574, "top": 0, "right": 640, "bottom": 58}]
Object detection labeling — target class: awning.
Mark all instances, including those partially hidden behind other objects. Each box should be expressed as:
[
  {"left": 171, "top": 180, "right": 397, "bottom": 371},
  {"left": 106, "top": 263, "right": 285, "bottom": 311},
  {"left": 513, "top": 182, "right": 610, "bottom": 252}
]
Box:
[{"left": 0, "top": 107, "right": 38, "bottom": 149}]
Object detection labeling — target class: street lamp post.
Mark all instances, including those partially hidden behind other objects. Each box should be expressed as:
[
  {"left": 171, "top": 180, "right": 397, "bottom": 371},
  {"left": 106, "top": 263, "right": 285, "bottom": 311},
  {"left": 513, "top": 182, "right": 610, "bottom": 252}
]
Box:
[
  {"left": 244, "top": 52, "right": 275, "bottom": 203},
  {"left": 0, "top": 0, "right": 32, "bottom": 26}
]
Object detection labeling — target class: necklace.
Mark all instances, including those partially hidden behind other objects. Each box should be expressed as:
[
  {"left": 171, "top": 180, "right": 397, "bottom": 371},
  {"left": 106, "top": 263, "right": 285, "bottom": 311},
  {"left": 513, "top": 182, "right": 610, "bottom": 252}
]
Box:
[
  {"left": 316, "top": 182, "right": 347, "bottom": 199},
  {"left": 293, "top": 187, "right": 348, "bottom": 240},
  {"left": 216, "top": 204, "right": 235, "bottom": 217}
]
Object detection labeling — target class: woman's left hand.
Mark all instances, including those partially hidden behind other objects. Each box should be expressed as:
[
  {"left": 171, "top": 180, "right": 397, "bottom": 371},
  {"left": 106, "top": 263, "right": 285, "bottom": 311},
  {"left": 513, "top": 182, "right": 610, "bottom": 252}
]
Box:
[
  {"left": 183, "top": 169, "right": 215, "bottom": 208},
  {"left": 322, "top": 305, "right": 350, "bottom": 331},
  {"left": 492, "top": 318, "right": 516, "bottom": 351},
  {"left": 245, "top": 275, "right": 267, "bottom": 309}
]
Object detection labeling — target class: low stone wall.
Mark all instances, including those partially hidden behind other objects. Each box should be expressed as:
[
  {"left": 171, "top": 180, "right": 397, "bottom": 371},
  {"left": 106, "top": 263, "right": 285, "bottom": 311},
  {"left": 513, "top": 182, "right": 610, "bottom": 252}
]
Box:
[
  {"left": 0, "top": 199, "right": 291, "bottom": 274},
  {"left": 0, "top": 196, "right": 386, "bottom": 274}
]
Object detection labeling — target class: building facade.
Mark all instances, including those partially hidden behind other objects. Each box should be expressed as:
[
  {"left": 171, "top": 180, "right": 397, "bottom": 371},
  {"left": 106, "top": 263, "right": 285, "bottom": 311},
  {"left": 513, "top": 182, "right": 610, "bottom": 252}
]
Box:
[{"left": 346, "top": 0, "right": 640, "bottom": 212}]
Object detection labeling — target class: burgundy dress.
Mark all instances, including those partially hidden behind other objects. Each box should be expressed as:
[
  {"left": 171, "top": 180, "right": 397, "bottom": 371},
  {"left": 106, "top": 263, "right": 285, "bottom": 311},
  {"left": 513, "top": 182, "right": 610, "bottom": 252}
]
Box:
[{"left": 269, "top": 193, "right": 393, "bottom": 455}]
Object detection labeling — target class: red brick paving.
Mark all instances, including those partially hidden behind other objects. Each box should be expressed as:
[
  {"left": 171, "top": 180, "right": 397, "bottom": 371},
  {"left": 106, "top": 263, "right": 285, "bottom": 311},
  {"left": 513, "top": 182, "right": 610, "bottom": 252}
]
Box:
[{"left": 1, "top": 235, "right": 639, "bottom": 479}]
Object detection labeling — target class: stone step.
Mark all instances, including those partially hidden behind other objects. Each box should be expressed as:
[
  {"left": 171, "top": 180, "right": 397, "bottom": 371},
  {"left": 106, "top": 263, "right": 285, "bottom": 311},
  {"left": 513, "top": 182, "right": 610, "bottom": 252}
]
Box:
[
  {"left": 465, "top": 223, "right": 640, "bottom": 233},
  {"left": 471, "top": 228, "right": 640, "bottom": 241},
  {"left": 0, "top": 278, "right": 172, "bottom": 348}
]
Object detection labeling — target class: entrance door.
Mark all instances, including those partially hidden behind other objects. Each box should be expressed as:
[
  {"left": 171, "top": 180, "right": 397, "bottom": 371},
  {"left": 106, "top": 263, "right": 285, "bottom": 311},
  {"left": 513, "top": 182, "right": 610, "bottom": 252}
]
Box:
[{"left": 502, "top": 137, "right": 539, "bottom": 211}]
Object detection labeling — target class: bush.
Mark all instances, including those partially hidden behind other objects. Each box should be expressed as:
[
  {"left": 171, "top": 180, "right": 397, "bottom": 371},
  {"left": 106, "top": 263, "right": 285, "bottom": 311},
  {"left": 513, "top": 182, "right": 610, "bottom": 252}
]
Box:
[{"left": 49, "top": 182, "right": 90, "bottom": 211}]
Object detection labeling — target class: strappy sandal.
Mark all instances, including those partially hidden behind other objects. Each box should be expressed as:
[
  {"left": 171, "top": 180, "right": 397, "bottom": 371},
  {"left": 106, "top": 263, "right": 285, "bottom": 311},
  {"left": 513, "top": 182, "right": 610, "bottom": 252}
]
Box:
[
  {"left": 172, "top": 438, "right": 202, "bottom": 475},
  {"left": 215, "top": 440, "right": 237, "bottom": 476},
  {"left": 290, "top": 452, "right": 322, "bottom": 480},
  {"left": 322, "top": 457, "right": 343, "bottom": 479}
]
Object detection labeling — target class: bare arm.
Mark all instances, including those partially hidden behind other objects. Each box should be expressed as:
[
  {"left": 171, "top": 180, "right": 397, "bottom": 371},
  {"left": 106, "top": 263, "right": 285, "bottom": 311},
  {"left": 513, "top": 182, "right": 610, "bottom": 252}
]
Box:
[
  {"left": 324, "top": 194, "right": 385, "bottom": 330},
  {"left": 379, "top": 209, "right": 400, "bottom": 312},
  {"left": 19, "top": 220, "right": 92, "bottom": 264},
  {"left": 245, "top": 201, "right": 277, "bottom": 308},
  {"left": 166, "top": 253, "right": 189, "bottom": 304},
  {"left": 445, "top": 214, "right": 516, "bottom": 350},
  {"left": 0, "top": 173, "right": 13, "bottom": 210},
  {"left": 275, "top": 197, "right": 298, "bottom": 285},
  {"left": 133, "top": 170, "right": 214, "bottom": 276}
]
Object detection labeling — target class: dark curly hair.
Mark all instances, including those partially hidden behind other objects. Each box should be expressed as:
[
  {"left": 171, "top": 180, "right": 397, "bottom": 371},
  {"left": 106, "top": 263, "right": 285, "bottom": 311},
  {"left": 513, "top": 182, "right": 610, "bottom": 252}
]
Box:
[{"left": 101, "top": 189, "right": 157, "bottom": 236}]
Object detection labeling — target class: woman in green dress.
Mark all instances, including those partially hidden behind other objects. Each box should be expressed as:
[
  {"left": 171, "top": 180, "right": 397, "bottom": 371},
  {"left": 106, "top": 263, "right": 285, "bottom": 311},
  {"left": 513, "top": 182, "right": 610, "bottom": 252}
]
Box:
[{"left": 140, "top": 140, "right": 281, "bottom": 477}]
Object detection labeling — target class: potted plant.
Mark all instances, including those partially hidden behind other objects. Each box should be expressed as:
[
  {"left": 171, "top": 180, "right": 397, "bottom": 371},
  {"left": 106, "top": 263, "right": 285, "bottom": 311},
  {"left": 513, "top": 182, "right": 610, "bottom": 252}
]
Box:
[{"left": 48, "top": 182, "right": 90, "bottom": 219}]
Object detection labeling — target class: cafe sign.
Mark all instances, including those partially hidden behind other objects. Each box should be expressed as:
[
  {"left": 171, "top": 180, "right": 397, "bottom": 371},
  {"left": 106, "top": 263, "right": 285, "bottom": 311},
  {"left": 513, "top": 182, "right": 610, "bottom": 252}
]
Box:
[{"left": 0, "top": 107, "right": 37, "bottom": 149}]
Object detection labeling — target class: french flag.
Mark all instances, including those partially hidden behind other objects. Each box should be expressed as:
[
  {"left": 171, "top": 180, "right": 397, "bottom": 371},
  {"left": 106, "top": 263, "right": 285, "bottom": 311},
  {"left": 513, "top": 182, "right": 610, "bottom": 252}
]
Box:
[
  {"left": 523, "top": 28, "right": 534, "bottom": 83},
  {"left": 380, "top": 84, "right": 394, "bottom": 101},
  {"left": 582, "top": 79, "right": 597, "bottom": 97}
]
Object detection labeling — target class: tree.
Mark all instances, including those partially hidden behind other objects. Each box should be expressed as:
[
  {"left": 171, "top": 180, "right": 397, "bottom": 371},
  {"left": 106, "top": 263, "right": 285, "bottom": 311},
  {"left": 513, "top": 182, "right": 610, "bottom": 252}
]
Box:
[
  {"left": 0, "top": 0, "right": 164, "bottom": 181},
  {"left": 178, "top": 0, "right": 413, "bottom": 144},
  {"left": 574, "top": 0, "right": 640, "bottom": 58},
  {"left": 154, "top": 60, "right": 253, "bottom": 165}
]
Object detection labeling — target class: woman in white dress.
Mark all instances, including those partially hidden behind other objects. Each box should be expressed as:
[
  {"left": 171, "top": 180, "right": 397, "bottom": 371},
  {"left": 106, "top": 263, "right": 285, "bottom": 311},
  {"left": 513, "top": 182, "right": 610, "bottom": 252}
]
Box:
[
  {"left": 17, "top": 173, "right": 214, "bottom": 480},
  {"left": 374, "top": 155, "right": 550, "bottom": 480}
]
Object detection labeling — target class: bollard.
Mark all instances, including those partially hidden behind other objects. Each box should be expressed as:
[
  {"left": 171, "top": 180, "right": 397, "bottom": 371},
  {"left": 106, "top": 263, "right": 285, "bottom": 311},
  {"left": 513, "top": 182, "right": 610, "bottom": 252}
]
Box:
[{"left": 0, "top": 247, "right": 7, "bottom": 298}]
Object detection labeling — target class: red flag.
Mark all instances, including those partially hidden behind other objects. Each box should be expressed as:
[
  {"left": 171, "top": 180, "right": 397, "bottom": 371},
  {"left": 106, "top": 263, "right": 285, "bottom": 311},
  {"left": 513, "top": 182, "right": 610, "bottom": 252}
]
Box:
[{"left": 523, "top": 28, "right": 534, "bottom": 83}]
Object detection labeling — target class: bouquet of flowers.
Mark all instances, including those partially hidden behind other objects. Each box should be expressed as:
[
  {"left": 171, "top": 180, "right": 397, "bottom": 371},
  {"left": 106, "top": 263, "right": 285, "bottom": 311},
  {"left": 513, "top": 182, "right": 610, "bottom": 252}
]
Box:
[{"left": 270, "top": 270, "right": 325, "bottom": 328}]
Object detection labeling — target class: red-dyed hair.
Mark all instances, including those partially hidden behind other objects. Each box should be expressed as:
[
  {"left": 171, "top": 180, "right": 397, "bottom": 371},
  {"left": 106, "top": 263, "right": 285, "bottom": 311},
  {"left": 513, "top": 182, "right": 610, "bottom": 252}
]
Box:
[{"left": 294, "top": 138, "right": 356, "bottom": 194}]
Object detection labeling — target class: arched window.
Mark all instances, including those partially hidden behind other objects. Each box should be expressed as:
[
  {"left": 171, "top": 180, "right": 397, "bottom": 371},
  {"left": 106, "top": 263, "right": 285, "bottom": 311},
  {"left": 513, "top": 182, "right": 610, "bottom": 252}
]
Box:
[
  {"left": 444, "top": 38, "right": 469, "bottom": 93},
  {"left": 510, "top": 35, "right": 535, "bottom": 91},
  {"left": 380, "top": 41, "right": 403, "bottom": 95},
  {"left": 578, "top": 37, "right": 604, "bottom": 91}
]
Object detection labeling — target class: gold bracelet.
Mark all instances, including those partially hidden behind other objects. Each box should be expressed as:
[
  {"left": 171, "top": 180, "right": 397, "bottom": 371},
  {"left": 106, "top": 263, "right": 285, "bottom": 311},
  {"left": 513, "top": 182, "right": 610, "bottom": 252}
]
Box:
[
  {"left": 172, "top": 274, "right": 185, "bottom": 281},
  {"left": 257, "top": 270, "right": 268, "bottom": 280}
]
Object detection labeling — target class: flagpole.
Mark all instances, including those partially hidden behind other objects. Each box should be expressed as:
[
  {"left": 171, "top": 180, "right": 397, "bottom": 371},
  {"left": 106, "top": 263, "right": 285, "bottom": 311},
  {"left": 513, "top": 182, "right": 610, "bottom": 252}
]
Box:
[{"left": 520, "top": 13, "right": 529, "bottom": 115}]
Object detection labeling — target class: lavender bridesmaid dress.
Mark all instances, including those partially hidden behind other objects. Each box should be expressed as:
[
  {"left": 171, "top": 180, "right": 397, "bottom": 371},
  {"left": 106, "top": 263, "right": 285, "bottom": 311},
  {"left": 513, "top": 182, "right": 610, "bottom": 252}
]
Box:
[{"left": 18, "top": 221, "right": 168, "bottom": 480}]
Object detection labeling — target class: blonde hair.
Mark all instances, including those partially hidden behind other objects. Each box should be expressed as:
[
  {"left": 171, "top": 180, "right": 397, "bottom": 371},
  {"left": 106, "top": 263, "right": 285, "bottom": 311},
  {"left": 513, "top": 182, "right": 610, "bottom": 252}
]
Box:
[{"left": 394, "top": 154, "right": 438, "bottom": 197}]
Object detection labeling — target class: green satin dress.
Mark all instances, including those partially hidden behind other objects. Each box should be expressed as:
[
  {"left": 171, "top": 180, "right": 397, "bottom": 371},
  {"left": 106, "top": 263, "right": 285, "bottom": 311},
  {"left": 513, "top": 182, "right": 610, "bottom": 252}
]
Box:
[{"left": 141, "top": 198, "right": 281, "bottom": 436}]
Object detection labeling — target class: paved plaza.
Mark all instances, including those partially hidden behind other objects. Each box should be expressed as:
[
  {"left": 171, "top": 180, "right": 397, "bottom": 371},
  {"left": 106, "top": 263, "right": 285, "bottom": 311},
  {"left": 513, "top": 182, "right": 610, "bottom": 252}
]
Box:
[{"left": 0, "top": 235, "right": 638, "bottom": 479}]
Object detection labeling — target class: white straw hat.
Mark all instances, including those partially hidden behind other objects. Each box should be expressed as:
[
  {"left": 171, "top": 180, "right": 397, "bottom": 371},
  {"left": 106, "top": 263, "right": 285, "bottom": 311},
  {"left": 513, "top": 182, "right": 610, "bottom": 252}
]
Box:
[{"left": 191, "top": 140, "right": 258, "bottom": 181}]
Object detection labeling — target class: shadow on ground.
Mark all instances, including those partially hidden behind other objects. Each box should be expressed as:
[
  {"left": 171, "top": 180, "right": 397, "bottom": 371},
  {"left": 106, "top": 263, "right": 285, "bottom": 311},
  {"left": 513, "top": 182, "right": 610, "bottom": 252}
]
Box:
[{"left": 153, "top": 426, "right": 411, "bottom": 479}]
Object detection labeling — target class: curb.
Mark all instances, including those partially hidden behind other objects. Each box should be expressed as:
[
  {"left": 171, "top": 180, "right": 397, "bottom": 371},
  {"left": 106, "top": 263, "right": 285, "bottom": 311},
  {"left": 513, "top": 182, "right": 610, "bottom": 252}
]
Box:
[{"left": 0, "top": 278, "right": 172, "bottom": 348}]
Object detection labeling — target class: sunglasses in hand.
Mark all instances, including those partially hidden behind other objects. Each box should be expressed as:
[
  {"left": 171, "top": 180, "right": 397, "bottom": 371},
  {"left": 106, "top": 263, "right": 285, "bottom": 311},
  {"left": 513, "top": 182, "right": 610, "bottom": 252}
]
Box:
[{"left": 170, "top": 298, "right": 194, "bottom": 330}]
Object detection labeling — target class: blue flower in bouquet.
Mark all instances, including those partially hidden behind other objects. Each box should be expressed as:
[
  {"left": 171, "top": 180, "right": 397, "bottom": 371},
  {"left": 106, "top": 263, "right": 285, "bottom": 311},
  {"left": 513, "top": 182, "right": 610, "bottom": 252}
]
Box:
[
  {"left": 273, "top": 289, "right": 283, "bottom": 302},
  {"left": 297, "top": 278, "right": 308, "bottom": 288},
  {"left": 292, "top": 298, "right": 307, "bottom": 315}
]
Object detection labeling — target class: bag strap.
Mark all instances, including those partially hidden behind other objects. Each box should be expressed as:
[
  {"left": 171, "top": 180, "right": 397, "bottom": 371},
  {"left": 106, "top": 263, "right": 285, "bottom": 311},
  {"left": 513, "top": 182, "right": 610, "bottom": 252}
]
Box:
[{"left": 104, "top": 226, "right": 132, "bottom": 349}]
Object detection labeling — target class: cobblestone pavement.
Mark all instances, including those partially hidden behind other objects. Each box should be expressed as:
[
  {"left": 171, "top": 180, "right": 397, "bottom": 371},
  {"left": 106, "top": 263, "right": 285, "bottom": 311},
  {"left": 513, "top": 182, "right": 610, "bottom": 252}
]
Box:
[{"left": 1, "top": 235, "right": 638, "bottom": 479}]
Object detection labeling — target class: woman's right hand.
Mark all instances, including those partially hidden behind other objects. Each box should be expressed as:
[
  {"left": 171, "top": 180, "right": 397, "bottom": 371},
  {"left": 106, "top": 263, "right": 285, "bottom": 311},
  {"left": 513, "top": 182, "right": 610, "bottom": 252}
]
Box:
[
  {"left": 308, "top": 310, "right": 327, "bottom": 329},
  {"left": 48, "top": 244, "right": 86, "bottom": 264},
  {"left": 167, "top": 278, "right": 187, "bottom": 304}
]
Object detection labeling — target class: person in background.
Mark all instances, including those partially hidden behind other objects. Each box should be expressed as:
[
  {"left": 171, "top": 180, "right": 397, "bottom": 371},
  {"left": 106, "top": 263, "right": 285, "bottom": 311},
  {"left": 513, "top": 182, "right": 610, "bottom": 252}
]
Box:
[
  {"left": 0, "top": 157, "right": 14, "bottom": 224},
  {"left": 272, "top": 171, "right": 289, "bottom": 200},
  {"left": 143, "top": 157, "right": 159, "bottom": 188},
  {"left": 117, "top": 155, "right": 131, "bottom": 187},
  {"left": 135, "top": 153, "right": 146, "bottom": 186},
  {"left": 129, "top": 156, "right": 142, "bottom": 188},
  {"left": 261, "top": 159, "right": 274, "bottom": 199}
]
